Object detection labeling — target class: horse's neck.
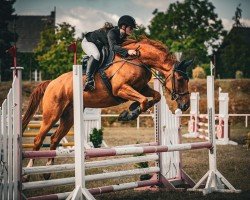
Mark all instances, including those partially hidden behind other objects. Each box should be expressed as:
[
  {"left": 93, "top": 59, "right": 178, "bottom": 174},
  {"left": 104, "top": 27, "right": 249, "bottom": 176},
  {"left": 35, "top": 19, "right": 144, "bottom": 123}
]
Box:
[
  {"left": 147, "top": 59, "right": 174, "bottom": 78},
  {"left": 124, "top": 41, "right": 175, "bottom": 76}
]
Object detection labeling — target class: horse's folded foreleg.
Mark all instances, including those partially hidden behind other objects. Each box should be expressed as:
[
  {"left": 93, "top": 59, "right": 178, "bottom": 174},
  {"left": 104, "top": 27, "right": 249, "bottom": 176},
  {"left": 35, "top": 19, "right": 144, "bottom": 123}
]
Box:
[
  {"left": 140, "top": 85, "right": 161, "bottom": 111},
  {"left": 115, "top": 84, "right": 148, "bottom": 121}
]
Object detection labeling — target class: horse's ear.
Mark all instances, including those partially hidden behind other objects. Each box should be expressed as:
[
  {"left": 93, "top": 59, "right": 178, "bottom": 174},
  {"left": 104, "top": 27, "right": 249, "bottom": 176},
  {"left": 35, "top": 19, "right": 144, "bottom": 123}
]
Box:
[
  {"left": 183, "top": 59, "right": 194, "bottom": 69},
  {"left": 175, "top": 60, "right": 185, "bottom": 70},
  {"left": 176, "top": 59, "right": 194, "bottom": 71}
]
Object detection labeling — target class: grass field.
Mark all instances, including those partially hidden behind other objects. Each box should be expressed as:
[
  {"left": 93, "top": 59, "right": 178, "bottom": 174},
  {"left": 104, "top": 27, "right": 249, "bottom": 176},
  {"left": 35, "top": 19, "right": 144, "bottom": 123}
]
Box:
[{"left": 22, "top": 125, "right": 250, "bottom": 200}]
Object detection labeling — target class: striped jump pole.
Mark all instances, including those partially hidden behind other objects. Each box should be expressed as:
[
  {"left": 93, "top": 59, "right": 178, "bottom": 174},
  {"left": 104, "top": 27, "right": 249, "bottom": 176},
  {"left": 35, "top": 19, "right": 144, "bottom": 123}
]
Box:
[
  {"left": 22, "top": 167, "right": 160, "bottom": 190},
  {"left": 22, "top": 131, "right": 74, "bottom": 138},
  {"left": 26, "top": 179, "right": 160, "bottom": 200},
  {"left": 22, "top": 154, "right": 159, "bottom": 175},
  {"left": 22, "top": 142, "right": 212, "bottom": 159},
  {"left": 22, "top": 142, "right": 74, "bottom": 149}
]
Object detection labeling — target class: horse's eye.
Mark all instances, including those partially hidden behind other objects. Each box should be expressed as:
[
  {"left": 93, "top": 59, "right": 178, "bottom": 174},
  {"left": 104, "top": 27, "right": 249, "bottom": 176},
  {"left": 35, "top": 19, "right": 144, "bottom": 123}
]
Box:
[{"left": 176, "top": 76, "right": 184, "bottom": 81}]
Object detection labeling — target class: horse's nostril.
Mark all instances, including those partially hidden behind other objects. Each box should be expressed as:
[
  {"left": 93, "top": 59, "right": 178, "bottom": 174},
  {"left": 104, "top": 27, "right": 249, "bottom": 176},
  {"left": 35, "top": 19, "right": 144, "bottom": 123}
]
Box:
[
  {"left": 179, "top": 103, "right": 189, "bottom": 111},
  {"left": 179, "top": 104, "right": 184, "bottom": 110},
  {"left": 184, "top": 103, "right": 189, "bottom": 111}
]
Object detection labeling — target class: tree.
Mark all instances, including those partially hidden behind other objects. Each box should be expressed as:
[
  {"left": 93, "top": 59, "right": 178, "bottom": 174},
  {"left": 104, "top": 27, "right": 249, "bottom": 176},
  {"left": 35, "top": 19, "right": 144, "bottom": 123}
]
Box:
[
  {"left": 35, "top": 22, "right": 82, "bottom": 79},
  {"left": 215, "top": 27, "right": 250, "bottom": 78},
  {"left": 0, "top": 0, "right": 16, "bottom": 81},
  {"left": 232, "top": 4, "right": 242, "bottom": 27},
  {"left": 131, "top": 24, "right": 149, "bottom": 39},
  {"left": 148, "top": 0, "right": 226, "bottom": 72}
]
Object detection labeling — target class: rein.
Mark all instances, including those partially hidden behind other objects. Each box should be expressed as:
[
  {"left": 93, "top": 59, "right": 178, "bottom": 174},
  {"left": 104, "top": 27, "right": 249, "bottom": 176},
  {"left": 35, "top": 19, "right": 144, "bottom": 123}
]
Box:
[
  {"left": 106, "top": 48, "right": 189, "bottom": 101},
  {"left": 106, "top": 48, "right": 164, "bottom": 85}
]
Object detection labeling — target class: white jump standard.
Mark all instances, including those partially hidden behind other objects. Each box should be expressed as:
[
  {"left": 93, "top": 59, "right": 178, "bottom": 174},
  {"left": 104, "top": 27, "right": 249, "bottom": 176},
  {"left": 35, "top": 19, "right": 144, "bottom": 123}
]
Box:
[{"left": 184, "top": 84, "right": 238, "bottom": 145}]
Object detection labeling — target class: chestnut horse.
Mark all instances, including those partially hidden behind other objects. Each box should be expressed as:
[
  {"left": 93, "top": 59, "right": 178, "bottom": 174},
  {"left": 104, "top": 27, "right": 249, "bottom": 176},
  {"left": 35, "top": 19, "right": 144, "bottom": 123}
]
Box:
[{"left": 22, "top": 38, "right": 191, "bottom": 179}]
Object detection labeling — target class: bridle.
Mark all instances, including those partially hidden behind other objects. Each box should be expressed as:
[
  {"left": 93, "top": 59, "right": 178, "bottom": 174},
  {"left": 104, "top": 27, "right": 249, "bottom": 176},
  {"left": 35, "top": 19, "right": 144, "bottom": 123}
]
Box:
[
  {"left": 107, "top": 47, "right": 190, "bottom": 101},
  {"left": 166, "top": 66, "right": 190, "bottom": 101}
]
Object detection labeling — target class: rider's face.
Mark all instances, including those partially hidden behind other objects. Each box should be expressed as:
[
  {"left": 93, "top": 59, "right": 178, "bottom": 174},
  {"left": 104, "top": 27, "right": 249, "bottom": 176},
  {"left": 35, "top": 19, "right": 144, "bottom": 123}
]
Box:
[{"left": 125, "top": 26, "right": 134, "bottom": 35}]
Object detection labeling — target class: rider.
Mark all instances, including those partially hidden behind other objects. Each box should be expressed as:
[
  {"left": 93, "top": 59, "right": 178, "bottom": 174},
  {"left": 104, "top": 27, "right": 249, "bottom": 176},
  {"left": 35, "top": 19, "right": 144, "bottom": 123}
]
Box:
[{"left": 81, "top": 15, "right": 138, "bottom": 91}]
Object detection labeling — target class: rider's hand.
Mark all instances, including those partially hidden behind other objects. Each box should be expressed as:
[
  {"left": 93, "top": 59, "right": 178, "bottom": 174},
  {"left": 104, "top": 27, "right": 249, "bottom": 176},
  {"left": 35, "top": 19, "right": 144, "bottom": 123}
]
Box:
[{"left": 128, "top": 50, "right": 137, "bottom": 56}]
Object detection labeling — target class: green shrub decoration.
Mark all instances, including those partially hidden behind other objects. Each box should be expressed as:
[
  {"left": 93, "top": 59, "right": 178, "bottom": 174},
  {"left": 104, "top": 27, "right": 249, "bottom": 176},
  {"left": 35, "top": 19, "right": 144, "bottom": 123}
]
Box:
[
  {"left": 134, "top": 153, "right": 152, "bottom": 181},
  {"left": 200, "top": 63, "right": 210, "bottom": 75},
  {"left": 90, "top": 128, "right": 103, "bottom": 148}
]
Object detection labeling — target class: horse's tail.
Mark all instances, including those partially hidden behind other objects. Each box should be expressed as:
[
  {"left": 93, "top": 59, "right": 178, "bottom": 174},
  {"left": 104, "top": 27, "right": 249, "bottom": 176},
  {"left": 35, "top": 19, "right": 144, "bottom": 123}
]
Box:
[{"left": 22, "top": 80, "right": 51, "bottom": 133}]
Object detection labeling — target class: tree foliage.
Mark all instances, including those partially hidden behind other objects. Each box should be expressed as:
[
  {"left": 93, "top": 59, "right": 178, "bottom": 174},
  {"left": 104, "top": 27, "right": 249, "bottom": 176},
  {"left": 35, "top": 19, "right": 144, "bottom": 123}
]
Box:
[
  {"left": 0, "top": 0, "right": 16, "bottom": 81},
  {"left": 131, "top": 24, "right": 149, "bottom": 39},
  {"left": 148, "top": 0, "right": 226, "bottom": 68},
  {"left": 35, "top": 22, "right": 82, "bottom": 79},
  {"left": 215, "top": 27, "right": 250, "bottom": 78},
  {"left": 232, "top": 4, "right": 242, "bottom": 27}
]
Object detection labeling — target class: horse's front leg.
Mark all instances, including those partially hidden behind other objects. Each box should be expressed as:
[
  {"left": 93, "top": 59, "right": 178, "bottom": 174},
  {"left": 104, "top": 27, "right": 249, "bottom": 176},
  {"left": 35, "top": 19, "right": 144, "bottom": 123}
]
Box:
[
  {"left": 128, "top": 85, "right": 161, "bottom": 113},
  {"left": 140, "top": 85, "right": 161, "bottom": 111},
  {"left": 114, "top": 84, "right": 148, "bottom": 121}
]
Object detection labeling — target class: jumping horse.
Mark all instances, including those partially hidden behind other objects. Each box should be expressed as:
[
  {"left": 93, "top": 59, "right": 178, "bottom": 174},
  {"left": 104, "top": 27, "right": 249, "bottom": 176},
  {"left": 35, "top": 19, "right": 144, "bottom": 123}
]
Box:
[{"left": 22, "top": 37, "right": 192, "bottom": 179}]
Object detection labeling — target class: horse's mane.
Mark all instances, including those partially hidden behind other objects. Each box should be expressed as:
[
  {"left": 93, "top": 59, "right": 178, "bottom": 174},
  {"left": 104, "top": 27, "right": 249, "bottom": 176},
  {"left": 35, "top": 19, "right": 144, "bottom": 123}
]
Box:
[
  {"left": 122, "top": 36, "right": 170, "bottom": 53},
  {"left": 122, "top": 36, "right": 176, "bottom": 62}
]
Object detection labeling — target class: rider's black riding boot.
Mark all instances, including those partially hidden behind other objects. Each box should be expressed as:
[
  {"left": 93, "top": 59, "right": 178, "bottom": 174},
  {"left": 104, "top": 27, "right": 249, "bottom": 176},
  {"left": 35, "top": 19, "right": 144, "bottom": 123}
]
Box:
[{"left": 84, "top": 55, "right": 99, "bottom": 91}]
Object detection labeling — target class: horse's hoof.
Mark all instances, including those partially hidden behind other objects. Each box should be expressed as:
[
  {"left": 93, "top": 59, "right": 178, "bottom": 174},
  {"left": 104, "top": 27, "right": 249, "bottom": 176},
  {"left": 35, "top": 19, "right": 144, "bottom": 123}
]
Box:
[
  {"left": 127, "top": 112, "right": 139, "bottom": 121},
  {"left": 43, "top": 173, "right": 51, "bottom": 180},
  {"left": 22, "top": 175, "right": 30, "bottom": 182},
  {"left": 127, "top": 106, "right": 142, "bottom": 121},
  {"left": 129, "top": 102, "right": 140, "bottom": 111},
  {"left": 118, "top": 110, "right": 129, "bottom": 121}
]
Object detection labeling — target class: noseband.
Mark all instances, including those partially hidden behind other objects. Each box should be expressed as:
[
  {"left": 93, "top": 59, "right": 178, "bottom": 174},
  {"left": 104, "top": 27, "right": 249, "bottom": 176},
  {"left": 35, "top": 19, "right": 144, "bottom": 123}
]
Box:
[{"left": 168, "top": 67, "right": 190, "bottom": 101}]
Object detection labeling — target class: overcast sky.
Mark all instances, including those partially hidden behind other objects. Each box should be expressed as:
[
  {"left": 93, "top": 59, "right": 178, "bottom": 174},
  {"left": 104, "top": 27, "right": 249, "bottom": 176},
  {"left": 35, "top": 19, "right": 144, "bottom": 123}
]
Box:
[{"left": 14, "top": 0, "right": 250, "bottom": 37}]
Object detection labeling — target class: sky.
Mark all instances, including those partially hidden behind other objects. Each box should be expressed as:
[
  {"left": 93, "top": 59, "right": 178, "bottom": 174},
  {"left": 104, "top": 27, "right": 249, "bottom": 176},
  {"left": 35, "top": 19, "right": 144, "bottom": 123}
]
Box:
[{"left": 14, "top": 0, "right": 250, "bottom": 37}]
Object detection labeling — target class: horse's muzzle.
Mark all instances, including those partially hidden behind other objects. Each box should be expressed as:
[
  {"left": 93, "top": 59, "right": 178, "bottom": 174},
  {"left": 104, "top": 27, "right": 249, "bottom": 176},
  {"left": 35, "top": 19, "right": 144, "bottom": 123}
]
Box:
[{"left": 178, "top": 101, "right": 190, "bottom": 112}]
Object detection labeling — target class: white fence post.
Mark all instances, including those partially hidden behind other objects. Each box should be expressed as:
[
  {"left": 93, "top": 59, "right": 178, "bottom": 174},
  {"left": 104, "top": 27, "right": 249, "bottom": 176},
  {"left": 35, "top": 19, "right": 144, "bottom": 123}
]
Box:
[
  {"left": 183, "top": 92, "right": 200, "bottom": 138},
  {"left": 66, "top": 65, "right": 95, "bottom": 200},
  {"left": 83, "top": 108, "right": 103, "bottom": 148},
  {"left": 154, "top": 78, "right": 192, "bottom": 189},
  {"left": 217, "top": 88, "right": 237, "bottom": 145}
]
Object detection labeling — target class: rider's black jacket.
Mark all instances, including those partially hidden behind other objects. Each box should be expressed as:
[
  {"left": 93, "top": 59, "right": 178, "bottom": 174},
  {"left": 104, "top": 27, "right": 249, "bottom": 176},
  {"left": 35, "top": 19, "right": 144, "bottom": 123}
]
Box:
[{"left": 85, "top": 26, "right": 128, "bottom": 57}]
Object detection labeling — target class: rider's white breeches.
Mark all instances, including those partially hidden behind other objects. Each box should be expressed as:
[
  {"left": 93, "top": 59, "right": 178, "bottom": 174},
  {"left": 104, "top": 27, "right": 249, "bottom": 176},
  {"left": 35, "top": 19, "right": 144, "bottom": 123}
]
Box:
[{"left": 81, "top": 38, "right": 100, "bottom": 61}]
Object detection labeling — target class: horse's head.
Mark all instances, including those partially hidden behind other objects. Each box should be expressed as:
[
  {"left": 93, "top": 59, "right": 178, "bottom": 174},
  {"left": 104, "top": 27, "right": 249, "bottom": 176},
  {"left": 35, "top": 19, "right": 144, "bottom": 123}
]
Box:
[
  {"left": 124, "top": 38, "right": 192, "bottom": 111},
  {"left": 165, "top": 60, "right": 192, "bottom": 111}
]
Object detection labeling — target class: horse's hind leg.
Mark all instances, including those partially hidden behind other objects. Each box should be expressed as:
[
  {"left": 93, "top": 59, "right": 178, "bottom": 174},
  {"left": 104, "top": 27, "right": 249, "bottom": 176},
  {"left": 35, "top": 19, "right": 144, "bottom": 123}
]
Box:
[
  {"left": 43, "top": 104, "right": 74, "bottom": 179},
  {"left": 24, "top": 109, "right": 62, "bottom": 181}
]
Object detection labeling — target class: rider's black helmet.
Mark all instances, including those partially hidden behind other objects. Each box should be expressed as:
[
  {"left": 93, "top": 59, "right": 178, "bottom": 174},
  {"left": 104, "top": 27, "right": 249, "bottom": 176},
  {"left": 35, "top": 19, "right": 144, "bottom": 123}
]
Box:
[{"left": 118, "top": 15, "right": 137, "bottom": 28}]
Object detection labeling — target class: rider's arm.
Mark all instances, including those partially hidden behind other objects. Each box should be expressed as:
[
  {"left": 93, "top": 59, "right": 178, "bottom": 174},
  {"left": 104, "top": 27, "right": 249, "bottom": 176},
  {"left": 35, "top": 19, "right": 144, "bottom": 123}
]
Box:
[{"left": 107, "top": 30, "right": 128, "bottom": 57}]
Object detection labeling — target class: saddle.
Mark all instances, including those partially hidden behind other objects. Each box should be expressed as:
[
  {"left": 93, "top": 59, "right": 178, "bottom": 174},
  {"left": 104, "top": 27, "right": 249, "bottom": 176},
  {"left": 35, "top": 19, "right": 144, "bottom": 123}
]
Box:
[
  {"left": 82, "top": 48, "right": 126, "bottom": 103},
  {"left": 82, "top": 47, "right": 115, "bottom": 73}
]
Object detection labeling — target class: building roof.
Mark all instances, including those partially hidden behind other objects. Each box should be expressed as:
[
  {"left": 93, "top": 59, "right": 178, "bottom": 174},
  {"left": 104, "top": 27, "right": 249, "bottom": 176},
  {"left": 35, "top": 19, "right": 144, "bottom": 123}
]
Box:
[
  {"left": 220, "top": 26, "right": 250, "bottom": 49},
  {"left": 8, "top": 10, "right": 55, "bottom": 53}
]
